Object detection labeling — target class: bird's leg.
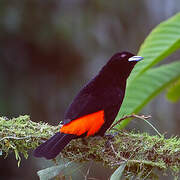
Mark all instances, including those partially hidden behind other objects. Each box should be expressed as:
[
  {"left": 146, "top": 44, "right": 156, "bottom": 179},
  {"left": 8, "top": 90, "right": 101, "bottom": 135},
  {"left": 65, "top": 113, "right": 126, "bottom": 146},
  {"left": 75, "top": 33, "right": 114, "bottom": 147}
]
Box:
[{"left": 104, "top": 131, "right": 119, "bottom": 140}]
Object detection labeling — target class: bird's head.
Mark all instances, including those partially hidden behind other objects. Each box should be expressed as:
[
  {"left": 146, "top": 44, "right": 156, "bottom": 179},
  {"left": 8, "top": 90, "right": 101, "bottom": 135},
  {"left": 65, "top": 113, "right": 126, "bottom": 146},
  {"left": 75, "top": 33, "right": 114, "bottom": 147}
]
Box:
[{"left": 101, "top": 51, "right": 143, "bottom": 80}]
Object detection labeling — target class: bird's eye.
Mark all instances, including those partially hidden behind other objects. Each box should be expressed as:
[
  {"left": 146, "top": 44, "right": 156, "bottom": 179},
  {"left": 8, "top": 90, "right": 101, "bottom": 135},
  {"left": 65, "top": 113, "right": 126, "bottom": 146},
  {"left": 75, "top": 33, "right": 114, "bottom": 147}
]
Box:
[{"left": 120, "top": 53, "right": 127, "bottom": 58}]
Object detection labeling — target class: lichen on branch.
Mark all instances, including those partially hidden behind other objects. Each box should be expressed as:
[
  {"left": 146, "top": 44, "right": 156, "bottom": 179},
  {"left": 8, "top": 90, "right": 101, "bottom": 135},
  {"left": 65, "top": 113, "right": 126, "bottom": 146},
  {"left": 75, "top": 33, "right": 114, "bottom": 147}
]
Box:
[
  {"left": 0, "top": 115, "right": 58, "bottom": 166},
  {"left": 0, "top": 115, "right": 180, "bottom": 179}
]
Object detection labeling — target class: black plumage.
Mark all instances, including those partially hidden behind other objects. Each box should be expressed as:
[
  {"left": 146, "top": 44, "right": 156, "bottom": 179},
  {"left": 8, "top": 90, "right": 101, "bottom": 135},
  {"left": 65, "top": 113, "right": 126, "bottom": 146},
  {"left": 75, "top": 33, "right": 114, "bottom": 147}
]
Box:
[{"left": 33, "top": 51, "right": 141, "bottom": 159}]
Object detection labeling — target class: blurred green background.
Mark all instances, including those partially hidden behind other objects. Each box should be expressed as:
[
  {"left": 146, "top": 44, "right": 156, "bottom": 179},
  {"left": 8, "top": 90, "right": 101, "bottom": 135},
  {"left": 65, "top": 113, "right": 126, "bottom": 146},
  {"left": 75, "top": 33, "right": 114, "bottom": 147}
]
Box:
[{"left": 0, "top": 0, "right": 180, "bottom": 179}]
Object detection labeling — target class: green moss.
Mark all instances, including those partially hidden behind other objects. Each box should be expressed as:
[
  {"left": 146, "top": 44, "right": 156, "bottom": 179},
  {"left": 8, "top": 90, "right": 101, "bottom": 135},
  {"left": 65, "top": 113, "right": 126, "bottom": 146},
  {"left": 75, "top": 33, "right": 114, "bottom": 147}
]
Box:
[
  {"left": 0, "top": 115, "right": 58, "bottom": 166},
  {"left": 60, "top": 131, "right": 180, "bottom": 179},
  {"left": 0, "top": 115, "right": 180, "bottom": 179}
]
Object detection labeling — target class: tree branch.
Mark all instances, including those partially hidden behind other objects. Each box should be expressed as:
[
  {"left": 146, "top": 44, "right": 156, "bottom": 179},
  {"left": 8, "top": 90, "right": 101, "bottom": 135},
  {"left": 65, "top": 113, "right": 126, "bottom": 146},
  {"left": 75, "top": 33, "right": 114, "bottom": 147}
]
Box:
[{"left": 0, "top": 115, "right": 179, "bottom": 179}]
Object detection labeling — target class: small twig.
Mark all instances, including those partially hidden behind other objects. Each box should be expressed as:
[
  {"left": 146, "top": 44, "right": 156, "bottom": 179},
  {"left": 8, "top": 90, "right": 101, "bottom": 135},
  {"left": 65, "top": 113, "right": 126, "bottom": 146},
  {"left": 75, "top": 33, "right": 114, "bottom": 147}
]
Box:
[
  {"left": 110, "top": 141, "right": 133, "bottom": 162},
  {"left": 142, "top": 169, "right": 153, "bottom": 180},
  {"left": 133, "top": 114, "right": 162, "bottom": 137},
  {"left": 109, "top": 114, "right": 151, "bottom": 131},
  {"left": 0, "top": 135, "right": 40, "bottom": 142},
  {"left": 109, "top": 114, "right": 161, "bottom": 137},
  {"left": 110, "top": 143, "right": 118, "bottom": 156},
  {"left": 84, "top": 161, "right": 93, "bottom": 180}
]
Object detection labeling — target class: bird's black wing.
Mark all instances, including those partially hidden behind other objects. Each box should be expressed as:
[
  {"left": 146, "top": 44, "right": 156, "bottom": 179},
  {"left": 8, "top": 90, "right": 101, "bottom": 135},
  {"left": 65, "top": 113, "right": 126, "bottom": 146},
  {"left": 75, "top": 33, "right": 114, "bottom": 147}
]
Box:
[{"left": 64, "top": 82, "right": 124, "bottom": 125}]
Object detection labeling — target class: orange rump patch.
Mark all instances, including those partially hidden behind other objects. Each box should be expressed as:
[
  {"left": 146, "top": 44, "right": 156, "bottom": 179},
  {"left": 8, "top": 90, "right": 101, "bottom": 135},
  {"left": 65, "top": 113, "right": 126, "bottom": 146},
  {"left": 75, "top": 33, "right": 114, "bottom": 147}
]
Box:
[{"left": 60, "top": 110, "right": 104, "bottom": 136}]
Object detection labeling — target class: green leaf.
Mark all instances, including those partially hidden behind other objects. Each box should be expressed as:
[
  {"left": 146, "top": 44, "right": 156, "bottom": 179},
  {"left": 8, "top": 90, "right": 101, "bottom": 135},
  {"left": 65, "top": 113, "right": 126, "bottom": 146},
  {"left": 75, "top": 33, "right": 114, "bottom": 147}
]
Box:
[
  {"left": 116, "top": 61, "right": 180, "bottom": 129},
  {"left": 114, "top": 13, "right": 180, "bottom": 130},
  {"left": 37, "top": 162, "right": 83, "bottom": 180},
  {"left": 37, "top": 164, "right": 66, "bottom": 180},
  {"left": 128, "top": 13, "right": 180, "bottom": 83},
  {"left": 166, "top": 78, "right": 180, "bottom": 102},
  {"left": 110, "top": 162, "right": 126, "bottom": 180}
]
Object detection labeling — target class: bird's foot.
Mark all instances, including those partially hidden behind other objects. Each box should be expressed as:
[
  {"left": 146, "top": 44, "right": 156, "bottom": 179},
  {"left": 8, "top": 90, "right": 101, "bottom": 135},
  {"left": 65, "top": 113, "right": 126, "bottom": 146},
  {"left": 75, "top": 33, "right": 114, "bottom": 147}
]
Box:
[
  {"left": 103, "top": 132, "right": 119, "bottom": 148},
  {"left": 104, "top": 132, "right": 118, "bottom": 140}
]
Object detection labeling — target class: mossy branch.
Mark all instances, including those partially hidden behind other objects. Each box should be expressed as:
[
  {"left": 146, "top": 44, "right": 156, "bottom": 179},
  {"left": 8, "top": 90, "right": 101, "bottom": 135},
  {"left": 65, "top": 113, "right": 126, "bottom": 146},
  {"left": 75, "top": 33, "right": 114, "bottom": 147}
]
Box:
[{"left": 0, "top": 115, "right": 180, "bottom": 179}]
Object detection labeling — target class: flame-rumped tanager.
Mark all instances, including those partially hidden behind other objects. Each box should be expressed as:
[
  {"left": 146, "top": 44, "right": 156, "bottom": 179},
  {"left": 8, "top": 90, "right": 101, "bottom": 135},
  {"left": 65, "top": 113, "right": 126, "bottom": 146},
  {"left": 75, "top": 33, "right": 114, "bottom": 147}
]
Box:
[{"left": 33, "top": 51, "right": 143, "bottom": 159}]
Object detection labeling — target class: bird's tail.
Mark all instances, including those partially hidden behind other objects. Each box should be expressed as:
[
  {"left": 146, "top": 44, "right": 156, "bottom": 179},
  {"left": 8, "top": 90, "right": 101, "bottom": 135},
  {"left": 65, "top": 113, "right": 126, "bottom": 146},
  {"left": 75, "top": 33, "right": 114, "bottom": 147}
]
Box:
[{"left": 33, "top": 132, "right": 76, "bottom": 159}]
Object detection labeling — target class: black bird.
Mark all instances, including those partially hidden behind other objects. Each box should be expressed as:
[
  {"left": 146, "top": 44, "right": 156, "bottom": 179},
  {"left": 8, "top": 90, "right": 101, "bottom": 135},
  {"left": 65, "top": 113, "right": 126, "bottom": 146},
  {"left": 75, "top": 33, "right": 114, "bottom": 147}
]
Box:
[{"left": 33, "top": 51, "right": 143, "bottom": 159}]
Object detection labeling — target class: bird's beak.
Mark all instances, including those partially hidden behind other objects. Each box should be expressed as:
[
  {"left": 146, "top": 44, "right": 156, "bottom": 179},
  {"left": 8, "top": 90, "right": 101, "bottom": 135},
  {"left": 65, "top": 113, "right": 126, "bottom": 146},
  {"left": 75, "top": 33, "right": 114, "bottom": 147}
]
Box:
[{"left": 128, "top": 56, "right": 144, "bottom": 62}]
